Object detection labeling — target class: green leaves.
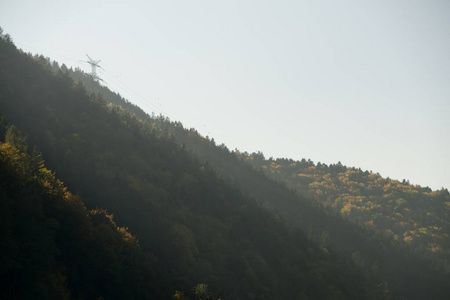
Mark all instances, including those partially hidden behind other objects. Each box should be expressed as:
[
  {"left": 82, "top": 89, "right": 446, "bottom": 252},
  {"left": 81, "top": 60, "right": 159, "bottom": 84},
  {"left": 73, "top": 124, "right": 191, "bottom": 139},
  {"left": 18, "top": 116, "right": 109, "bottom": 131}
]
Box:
[{"left": 5, "top": 125, "right": 27, "bottom": 153}]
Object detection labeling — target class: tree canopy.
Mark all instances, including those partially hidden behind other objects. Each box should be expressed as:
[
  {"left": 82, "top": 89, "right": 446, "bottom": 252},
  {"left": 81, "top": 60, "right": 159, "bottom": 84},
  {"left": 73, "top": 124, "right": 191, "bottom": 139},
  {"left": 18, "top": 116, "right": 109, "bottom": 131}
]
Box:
[{"left": 1, "top": 28, "right": 449, "bottom": 299}]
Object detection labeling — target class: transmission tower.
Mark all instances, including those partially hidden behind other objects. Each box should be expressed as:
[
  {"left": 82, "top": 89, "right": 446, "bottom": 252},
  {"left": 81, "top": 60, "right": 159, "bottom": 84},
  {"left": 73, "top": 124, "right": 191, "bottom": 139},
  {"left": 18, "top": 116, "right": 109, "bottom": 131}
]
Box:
[{"left": 86, "top": 54, "right": 102, "bottom": 81}]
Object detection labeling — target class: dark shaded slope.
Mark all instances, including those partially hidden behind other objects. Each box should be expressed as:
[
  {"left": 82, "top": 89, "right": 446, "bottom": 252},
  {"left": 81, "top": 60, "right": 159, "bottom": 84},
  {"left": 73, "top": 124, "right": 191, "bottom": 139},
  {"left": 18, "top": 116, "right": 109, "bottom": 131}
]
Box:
[
  {"left": 0, "top": 136, "right": 159, "bottom": 299},
  {"left": 162, "top": 124, "right": 450, "bottom": 300},
  {"left": 0, "top": 32, "right": 374, "bottom": 299},
  {"left": 57, "top": 48, "right": 450, "bottom": 299}
]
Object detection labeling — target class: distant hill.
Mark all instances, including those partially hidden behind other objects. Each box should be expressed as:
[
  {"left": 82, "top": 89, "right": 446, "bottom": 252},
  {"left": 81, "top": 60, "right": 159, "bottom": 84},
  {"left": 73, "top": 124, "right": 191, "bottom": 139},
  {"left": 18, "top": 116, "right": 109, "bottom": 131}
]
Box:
[
  {"left": 240, "top": 154, "right": 450, "bottom": 271},
  {"left": 45, "top": 46, "right": 450, "bottom": 299},
  {"left": 0, "top": 29, "right": 382, "bottom": 299}
]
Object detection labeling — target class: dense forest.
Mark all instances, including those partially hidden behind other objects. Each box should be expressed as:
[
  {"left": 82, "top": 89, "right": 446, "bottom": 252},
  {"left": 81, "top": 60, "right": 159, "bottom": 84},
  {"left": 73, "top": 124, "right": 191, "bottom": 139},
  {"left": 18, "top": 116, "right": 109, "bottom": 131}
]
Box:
[
  {"left": 0, "top": 126, "right": 159, "bottom": 299},
  {"left": 1, "top": 29, "right": 375, "bottom": 299},
  {"left": 1, "top": 28, "right": 449, "bottom": 299},
  {"left": 239, "top": 154, "right": 450, "bottom": 270},
  {"left": 57, "top": 56, "right": 450, "bottom": 299}
]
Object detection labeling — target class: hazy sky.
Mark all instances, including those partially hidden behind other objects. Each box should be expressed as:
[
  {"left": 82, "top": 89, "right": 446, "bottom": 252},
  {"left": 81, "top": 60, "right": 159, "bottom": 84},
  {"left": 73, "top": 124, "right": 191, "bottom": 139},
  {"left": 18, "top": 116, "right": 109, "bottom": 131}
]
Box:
[{"left": 1, "top": 0, "right": 449, "bottom": 190}]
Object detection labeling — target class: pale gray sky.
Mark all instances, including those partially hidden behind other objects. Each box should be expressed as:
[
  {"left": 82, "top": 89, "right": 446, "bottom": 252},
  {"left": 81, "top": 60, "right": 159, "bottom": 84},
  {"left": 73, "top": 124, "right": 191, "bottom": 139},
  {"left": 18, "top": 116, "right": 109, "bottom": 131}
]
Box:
[{"left": 1, "top": 0, "right": 449, "bottom": 189}]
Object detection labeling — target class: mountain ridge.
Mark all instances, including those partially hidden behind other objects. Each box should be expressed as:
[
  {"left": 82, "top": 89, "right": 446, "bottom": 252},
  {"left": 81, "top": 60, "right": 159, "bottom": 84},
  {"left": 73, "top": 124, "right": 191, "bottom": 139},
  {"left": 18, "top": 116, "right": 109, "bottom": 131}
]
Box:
[
  {"left": 49, "top": 48, "right": 450, "bottom": 299},
  {"left": 1, "top": 30, "right": 449, "bottom": 299},
  {"left": 1, "top": 31, "right": 376, "bottom": 299}
]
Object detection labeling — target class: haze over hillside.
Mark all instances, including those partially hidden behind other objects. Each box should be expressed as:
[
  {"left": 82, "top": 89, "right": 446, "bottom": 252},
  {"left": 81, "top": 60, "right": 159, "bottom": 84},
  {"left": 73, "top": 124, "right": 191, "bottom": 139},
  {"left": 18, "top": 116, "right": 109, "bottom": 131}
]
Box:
[
  {"left": 0, "top": 33, "right": 376, "bottom": 299},
  {"left": 1, "top": 1, "right": 450, "bottom": 298},
  {"left": 1, "top": 0, "right": 449, "bottom": 190},
  {"left": 1, "top": 28, "right": 450, "bottom": 299}
]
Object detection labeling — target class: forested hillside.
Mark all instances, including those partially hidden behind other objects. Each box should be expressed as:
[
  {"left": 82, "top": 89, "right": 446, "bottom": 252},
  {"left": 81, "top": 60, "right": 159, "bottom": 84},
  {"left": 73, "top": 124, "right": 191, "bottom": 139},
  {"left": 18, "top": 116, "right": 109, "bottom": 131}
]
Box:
[
  {"left": 240, "top": 154, "right": 450, "bottom": 270},
  {"left": 0, "top": 126, "right": 159, "bottom": 299},
  {"left": 55, "top": 55, "right": 450, "bottom": 299},
  {"left": 0, "top": 30, "right": 378, "bottom": 299}
]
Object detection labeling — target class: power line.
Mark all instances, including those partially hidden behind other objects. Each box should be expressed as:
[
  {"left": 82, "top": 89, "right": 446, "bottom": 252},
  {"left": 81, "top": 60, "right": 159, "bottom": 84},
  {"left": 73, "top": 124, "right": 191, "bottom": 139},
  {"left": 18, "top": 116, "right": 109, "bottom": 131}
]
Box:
[
  {"left": 15, "top": 41, "right": 181, "bottom": 121},
  {"left": 97, "top": 67, "right": 183, "bottom": 122},
  {"left": 98, "top": 68, "right": 165, "bottom": 116}
]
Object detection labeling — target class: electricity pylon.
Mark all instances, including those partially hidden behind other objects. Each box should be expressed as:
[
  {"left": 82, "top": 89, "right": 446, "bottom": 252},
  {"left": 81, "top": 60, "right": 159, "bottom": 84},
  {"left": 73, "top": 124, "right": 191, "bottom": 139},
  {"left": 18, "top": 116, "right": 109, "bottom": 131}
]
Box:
[{"left": 86, "top": 54, "right": 102, "bottom": 81}]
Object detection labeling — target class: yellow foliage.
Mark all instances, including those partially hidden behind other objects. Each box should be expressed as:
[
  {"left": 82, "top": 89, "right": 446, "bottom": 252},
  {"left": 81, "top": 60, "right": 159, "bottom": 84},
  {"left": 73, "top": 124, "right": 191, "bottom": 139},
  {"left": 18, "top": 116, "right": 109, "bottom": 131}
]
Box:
[
  {"left": 419, "top": 227, "right": 427, "bottom": 234},
  {"left": 173, "top": 291, "right": 183, "bottom": 299},
  {"left": 404, "top": 236, "right": 413, "bottom": 243},
  {"left": 341, "top": 203, "right": 354, "bottom": 215},
  {"left": 117, "top": 226, "right": 138, "bottom": 243},
  {"left": 270, "top": 162, "right": 282, "bottom": 169},
  {"left": 429, "top": 244, "right": 443, "bottom": 253},
  {"left": 297, "top": 173, "right": 311, "bottom": 178}
]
